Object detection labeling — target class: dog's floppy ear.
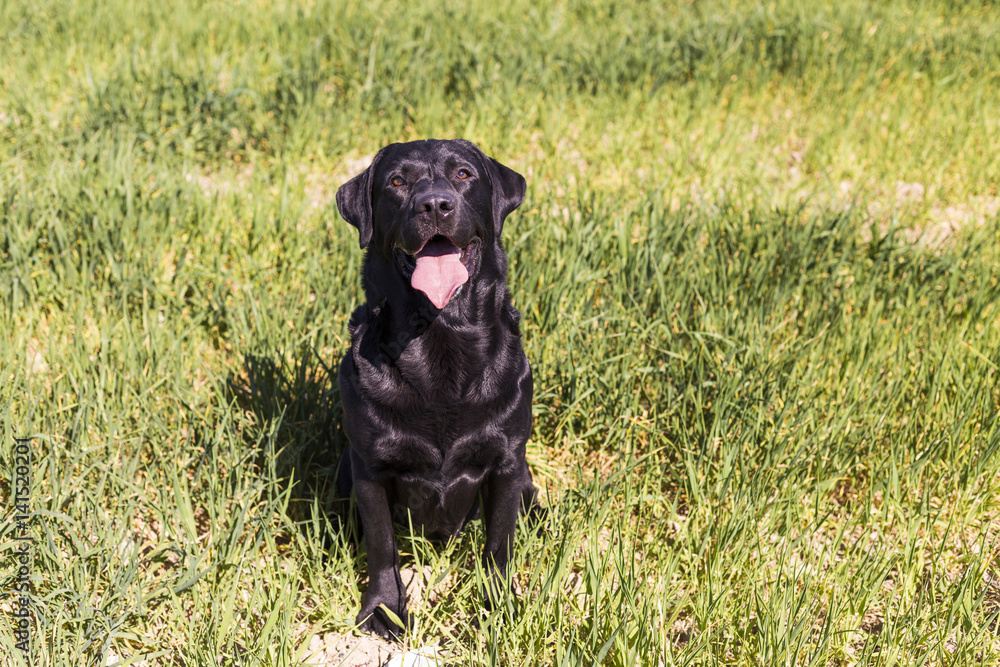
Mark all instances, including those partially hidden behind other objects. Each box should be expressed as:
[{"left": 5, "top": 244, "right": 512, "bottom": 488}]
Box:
[
  {"left": 485, "top": 156, "right": 527, "bottom": 237},
  {"left": 336, "top": 152, "right": 383, "bottom": 249},
  {"left": 458, "top": 140, "right": 526, "bottom": 237}
]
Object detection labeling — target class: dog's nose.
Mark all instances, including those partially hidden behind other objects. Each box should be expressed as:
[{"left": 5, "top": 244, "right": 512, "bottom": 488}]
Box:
[{"left": 415, "top": 191, "right": 456, "bottom": 221}]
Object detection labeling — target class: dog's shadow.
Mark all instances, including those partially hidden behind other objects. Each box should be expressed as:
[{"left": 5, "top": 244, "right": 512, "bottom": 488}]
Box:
[{"left": 226, "top": 349, "right": 353, "bottom": 538}]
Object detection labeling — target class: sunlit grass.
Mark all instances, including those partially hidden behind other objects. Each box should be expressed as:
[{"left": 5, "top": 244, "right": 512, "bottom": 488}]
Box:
[{"left": 1, "top": 0, "right": 999, "bottom": 665}]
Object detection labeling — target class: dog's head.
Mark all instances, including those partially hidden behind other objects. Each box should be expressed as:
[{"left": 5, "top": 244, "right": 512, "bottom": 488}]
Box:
[{"left": 336, "top": 139, "right": 526, "bottom": 310}]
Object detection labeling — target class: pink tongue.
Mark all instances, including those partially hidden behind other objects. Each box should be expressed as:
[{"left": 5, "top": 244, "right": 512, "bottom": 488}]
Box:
[{"left": 411, "top": 239, "right": 469, "bottom": 309}]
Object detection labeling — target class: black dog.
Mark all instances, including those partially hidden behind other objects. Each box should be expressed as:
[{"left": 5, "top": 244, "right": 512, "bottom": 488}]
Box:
[{"left": 335, "top": 139, "right": 537, "bottom": 638}]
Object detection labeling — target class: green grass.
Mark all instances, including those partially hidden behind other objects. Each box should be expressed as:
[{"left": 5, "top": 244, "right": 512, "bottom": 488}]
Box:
[{"left": 2, "top": 0, "right": 1000, "bottom": 664}]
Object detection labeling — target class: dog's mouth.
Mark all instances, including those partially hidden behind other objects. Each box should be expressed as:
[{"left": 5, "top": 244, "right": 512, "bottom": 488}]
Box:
[{"left": 393, "top": 235, "right": 480, "bottom": 310}]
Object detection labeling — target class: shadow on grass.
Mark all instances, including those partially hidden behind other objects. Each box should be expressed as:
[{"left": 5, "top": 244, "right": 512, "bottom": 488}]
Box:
[{"left": 226, "top": 348, "right": 354, "bottom": 538}]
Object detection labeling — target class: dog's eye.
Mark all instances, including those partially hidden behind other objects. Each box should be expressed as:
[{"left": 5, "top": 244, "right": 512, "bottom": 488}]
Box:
[
  {"left": 456, "top": 169, "right": 470, "bottom": 179},
  {"left": 391, "top": 176, "right": 406, "bottom": 187}
]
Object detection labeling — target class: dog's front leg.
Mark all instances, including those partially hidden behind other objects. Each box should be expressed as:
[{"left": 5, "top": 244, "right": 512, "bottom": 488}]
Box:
[
  {"left": 481, "top": 466, "right": 529, "bottom": 608},
  {"left": 352, "top": 455, "right": 408, "bottom": 639}
]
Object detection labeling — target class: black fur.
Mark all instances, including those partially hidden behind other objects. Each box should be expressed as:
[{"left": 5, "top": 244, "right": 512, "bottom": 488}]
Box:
[{"left": 335, "top": 139, "right": 535, "bottom": 638}]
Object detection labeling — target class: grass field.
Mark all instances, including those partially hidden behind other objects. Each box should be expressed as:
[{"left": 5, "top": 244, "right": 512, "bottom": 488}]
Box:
[{"left": 2, "top": 0, "right": 1000, "bottom": 664}]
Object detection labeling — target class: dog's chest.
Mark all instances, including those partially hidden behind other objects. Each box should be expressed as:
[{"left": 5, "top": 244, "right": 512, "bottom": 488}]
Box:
[
  {"left": 397, "top": 330, "right": 491, "bottom": 398},
  {"left": 371, "top": 415, "right": 504, "bottom": 537},
  {"left": 371, "top": 415, "right": 505, "bottom": 475},
  {"left": 390, "top": 463, "right": 486, "bottom": 539}
]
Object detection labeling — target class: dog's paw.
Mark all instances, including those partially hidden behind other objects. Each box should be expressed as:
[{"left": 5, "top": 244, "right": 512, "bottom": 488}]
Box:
[{"left": 357, "top": 602, "right": 410, "bottom": 640}]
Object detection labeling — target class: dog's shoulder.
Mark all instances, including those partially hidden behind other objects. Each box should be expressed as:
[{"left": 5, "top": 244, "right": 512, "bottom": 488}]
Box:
[{"left": 504, "top": 300, "right": 523, "bottom": 329}]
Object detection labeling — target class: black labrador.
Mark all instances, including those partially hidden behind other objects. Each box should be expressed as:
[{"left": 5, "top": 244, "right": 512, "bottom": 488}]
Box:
[{"left": 335, "top": 139, "right": 537, "bottom": 638}]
